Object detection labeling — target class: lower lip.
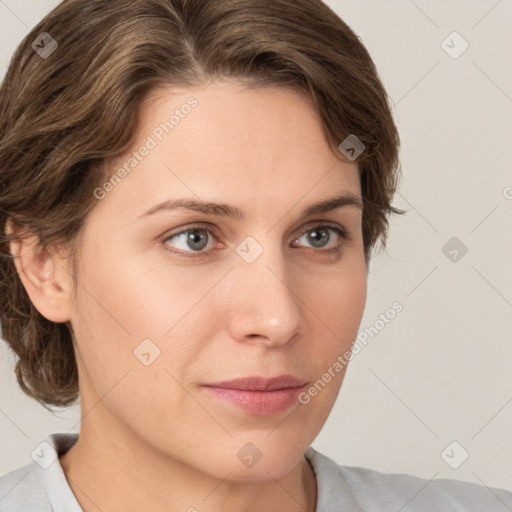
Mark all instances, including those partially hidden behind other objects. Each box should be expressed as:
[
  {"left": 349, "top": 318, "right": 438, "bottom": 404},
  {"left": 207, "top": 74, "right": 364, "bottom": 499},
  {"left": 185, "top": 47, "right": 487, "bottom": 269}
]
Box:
[{"left": 201, "top": 385, "right": 306, "bottom": 415}]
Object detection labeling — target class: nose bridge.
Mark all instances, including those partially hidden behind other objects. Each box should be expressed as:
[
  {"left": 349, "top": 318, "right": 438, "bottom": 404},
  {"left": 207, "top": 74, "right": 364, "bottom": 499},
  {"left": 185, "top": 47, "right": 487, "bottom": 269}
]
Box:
[{"left": 227, "top": 236, "right": 302, "bottom": 345}]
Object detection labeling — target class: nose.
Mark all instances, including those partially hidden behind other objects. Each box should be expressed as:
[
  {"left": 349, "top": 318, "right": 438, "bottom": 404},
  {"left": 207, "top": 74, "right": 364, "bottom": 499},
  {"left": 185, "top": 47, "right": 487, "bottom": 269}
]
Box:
[{"left": 226, "top": 244, "right": 302, "bottom": 348}]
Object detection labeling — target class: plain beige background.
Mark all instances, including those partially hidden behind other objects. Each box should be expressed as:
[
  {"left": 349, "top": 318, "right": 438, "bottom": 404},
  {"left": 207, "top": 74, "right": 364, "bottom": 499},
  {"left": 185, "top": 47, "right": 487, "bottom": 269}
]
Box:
[{"left": 1, "top": 0, "right": 511, "bottom": 492}]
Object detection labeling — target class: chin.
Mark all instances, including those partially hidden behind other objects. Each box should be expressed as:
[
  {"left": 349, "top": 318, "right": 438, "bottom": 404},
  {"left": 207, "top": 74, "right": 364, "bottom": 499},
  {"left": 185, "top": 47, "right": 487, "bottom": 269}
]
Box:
[{"left": 202, "top": 440, "right": 307, "bottom": 482}]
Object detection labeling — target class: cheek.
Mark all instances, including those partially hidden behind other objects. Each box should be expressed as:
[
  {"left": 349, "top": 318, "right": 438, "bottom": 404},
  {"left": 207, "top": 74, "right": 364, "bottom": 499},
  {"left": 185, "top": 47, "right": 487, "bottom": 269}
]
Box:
[
  {"left": 305, "top": 258, "right": 367, "bottom": 388},
  {"left": 68, "top": 241, "right": 217, "bottom": 402},
  {"left": 68, "top": 261, "right": 199, "bottom": 439},
  {"left": 314, "top": 256, "right": 367, "bottom": 341},
  {"left": 271, "top": 262, "right": 367, "bottom": 452}
]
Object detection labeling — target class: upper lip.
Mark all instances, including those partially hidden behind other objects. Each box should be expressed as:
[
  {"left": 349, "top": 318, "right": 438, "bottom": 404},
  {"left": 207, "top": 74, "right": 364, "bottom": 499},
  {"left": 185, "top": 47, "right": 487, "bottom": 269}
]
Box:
[{"left": 203, "top": 375, "right": 307, "bottom": 391}]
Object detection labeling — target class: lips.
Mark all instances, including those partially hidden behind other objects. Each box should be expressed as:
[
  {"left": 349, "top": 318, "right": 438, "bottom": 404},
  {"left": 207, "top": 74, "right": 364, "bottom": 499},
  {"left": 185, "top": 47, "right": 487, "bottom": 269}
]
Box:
[
  {"left": 201, "top": 375, "right": 308, "bottom": 415},
  {"left": 203, "top": 375, "right": 307, "bottom": 391}
]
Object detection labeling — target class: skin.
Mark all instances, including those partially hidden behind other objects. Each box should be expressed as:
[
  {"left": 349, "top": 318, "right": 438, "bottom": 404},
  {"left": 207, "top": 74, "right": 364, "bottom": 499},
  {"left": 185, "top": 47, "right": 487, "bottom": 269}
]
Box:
[{"left": 9, "top": 80, "right": 367, "bottom": 512}]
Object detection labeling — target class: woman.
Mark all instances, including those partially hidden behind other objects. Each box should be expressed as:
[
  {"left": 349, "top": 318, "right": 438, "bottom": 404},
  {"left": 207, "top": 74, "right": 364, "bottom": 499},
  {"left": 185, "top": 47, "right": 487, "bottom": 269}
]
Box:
[{"left": 0, "top": 0, "right": 510, "bottom": 510}]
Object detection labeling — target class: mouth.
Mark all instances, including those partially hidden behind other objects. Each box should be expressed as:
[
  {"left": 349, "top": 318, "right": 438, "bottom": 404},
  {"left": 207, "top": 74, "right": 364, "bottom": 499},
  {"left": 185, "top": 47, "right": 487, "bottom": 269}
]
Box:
[{"left": 201, "top": 375, "right": 308, "bottom": 415}]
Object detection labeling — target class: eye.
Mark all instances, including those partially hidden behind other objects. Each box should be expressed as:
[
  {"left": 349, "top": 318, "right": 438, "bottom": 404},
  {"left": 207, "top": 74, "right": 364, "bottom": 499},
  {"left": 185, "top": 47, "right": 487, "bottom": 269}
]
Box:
[
  {"left": 161, "top": 223, "right": 350, "bottom": 259},
  {"left": 293, "top": 224, "right": 350, "bottom": 253},
  {"left": 162, "top": 224, "right": 217, "bottom": 257}
]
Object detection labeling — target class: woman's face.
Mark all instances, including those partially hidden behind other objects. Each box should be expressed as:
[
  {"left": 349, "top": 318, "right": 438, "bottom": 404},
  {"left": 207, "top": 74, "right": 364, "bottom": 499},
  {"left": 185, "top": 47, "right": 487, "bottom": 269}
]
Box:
[{"left": 65, "top": 80, "right": 367, "bottom": 480}]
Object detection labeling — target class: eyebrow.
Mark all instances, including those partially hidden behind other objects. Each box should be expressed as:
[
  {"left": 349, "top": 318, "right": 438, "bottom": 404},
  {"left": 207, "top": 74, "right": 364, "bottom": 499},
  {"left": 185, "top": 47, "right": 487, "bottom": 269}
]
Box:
[{"left": 139, "top": 192, "right": 364, "bottom": 220}]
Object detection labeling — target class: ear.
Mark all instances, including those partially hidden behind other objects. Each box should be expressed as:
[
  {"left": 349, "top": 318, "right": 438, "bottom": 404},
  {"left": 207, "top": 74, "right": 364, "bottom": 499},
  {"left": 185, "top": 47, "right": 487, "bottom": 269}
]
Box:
[{"left": 6, "top": 219, "right": 74, "bottom": 323}]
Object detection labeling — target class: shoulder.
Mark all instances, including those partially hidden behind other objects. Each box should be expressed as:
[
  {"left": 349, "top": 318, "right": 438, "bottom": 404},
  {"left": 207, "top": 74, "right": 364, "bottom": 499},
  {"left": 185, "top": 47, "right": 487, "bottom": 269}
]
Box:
[
  {"left": 305, "top": 447, "right": 512, "bottom": 512},
  {"left": 0, "top": 433, "right": 80, "bottom": 512},
  {"left": 0, "top": 462, "right": 51, "bottom": 512}
]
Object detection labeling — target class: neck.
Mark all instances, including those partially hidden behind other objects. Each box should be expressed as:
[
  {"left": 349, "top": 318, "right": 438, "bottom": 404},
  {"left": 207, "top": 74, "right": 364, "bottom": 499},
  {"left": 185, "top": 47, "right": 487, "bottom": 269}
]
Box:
[{"left": 59, "top": 409, "right": 317, "bottom": 512}]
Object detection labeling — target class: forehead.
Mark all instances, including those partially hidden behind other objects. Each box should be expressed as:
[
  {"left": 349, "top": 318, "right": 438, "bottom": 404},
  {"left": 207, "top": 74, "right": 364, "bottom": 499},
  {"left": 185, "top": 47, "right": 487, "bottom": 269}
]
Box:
[
  {"left": 139, "top": 81, "right": 323, "bottom": 152},
  {"left": 95, "top": 80, "right": 361, "bottom": 220}
]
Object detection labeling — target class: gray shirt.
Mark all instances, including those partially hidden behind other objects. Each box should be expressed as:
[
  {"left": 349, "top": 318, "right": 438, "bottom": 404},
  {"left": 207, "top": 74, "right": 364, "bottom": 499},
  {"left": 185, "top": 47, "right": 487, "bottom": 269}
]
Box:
[{"left": 0, "top": 433, "right": 511, "bottom": 511}]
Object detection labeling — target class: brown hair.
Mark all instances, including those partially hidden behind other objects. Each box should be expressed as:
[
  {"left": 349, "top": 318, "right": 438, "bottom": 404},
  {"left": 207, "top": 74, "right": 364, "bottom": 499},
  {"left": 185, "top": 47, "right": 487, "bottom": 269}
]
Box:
[{"left": 0, "top": 0, "right": 402, "bottom": 408}]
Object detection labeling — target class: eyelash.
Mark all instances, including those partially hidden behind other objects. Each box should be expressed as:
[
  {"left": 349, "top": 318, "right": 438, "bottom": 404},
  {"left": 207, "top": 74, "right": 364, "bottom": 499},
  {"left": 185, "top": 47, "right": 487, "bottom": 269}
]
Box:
[{"left": 161, "top": 222, "right": 351, "bottom": 259}]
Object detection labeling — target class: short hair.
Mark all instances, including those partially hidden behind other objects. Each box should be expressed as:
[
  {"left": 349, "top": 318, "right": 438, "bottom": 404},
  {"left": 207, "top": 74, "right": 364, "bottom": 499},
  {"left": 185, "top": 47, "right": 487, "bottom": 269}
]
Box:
[{"left": 0, "top": 0, "right": 402, "bottom": 408}]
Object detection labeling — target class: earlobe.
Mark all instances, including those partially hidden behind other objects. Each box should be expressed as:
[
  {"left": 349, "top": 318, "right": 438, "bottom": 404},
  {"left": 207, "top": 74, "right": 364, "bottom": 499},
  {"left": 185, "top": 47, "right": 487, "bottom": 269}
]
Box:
[{"left": 6, "top": 220, "right": 73, "bottom": 323}]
